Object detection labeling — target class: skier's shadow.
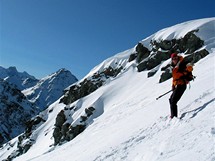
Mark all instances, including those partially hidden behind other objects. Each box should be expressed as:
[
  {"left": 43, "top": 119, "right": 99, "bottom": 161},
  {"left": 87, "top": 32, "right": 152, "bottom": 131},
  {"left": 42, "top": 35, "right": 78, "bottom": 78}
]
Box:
[{"left": 180, "top": 98, "right": 215, "bottom": 119}]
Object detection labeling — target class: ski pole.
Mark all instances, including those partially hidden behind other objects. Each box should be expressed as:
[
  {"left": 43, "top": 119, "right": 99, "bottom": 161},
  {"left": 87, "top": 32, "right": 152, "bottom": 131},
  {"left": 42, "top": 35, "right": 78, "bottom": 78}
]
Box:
[{"left": 156, "top": 89, "right": 172, "bottom": 100}]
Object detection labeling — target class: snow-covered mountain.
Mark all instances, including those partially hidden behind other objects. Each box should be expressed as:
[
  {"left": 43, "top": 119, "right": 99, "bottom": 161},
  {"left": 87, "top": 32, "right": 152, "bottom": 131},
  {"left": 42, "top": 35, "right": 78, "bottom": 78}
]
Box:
[
  {"left": 1, "top": 17, "right": 214, "bottom": 161},
  {"left": 0, "top": 67, "right": 78, "bottom": 146},
  {"left": 0, "top": 66, "right": 38, "bottom": 90},
  {"left": 0, "top": 66, "right": 78, "bottom": 110},
  {"left": 22, "top": 68, "right": 78, "bottom": 110},
  {"left": 0, "top": 79, "right": 39, "bottom": 145}
]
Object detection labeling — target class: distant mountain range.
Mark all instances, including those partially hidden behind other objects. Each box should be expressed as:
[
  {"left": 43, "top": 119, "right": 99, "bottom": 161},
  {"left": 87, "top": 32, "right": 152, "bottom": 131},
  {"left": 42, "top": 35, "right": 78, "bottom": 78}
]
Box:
[
  {"left": 0, "top": 67, "right": 78, "bottom": 144},
  {"left": 0, "top": 66, "right": 38, "bottom": 90}
]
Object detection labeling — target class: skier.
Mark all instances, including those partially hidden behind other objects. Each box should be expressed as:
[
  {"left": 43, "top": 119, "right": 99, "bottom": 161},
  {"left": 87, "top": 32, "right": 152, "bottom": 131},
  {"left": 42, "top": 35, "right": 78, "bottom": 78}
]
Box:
[{"left": 169, "top": 53, "right": 193, "bottom": 118}]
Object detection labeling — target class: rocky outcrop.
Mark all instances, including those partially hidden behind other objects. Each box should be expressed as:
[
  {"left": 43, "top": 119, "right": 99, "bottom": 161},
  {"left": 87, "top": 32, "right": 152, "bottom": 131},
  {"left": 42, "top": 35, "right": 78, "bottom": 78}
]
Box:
[
  {"left": 53, "top": 110, "right": 66, "bottom": 145},
  {"left": 53, "top": 106, "right": 95, "bottom": 145},
  {"left": 135, "top": 43, "right": 150, "bottom": 63},
  {"left": 129, "top": 29, "right": 209, "bottom": 81},
  {"left": 3, "top": 115, "right": 46, "bottom": 161},
  {"left": 159, "top": 49, "right": 209, "bottom": 83},
  {"left": 60, "top": 66, "right": 122, "bottom": 105}
]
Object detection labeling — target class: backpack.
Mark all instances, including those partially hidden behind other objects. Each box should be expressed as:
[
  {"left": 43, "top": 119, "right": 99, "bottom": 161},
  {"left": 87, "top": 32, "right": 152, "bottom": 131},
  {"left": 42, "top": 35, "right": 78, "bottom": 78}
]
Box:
[
  {"left": 183, "top": 71, "right": 195, "bottom": 81},
  {"left": 178, "top": 60, "right": 195, "bottom": 82}
]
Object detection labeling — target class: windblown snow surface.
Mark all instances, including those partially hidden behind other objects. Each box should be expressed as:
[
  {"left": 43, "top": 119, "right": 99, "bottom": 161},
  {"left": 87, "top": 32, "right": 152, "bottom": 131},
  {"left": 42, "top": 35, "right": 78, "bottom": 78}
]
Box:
[{"left": 1, "top": 18, "right": 215, "bottom": 161}]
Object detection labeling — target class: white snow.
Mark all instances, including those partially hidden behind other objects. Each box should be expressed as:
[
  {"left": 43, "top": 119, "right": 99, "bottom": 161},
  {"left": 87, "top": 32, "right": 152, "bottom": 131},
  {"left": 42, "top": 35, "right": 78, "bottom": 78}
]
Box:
[
  {"left": 22, "top": 68, "right": 78, "bottom": 110},
  {"left": 1, "top": 17, "right": 215, "bottom": 161},
  {"left": 141, "top": 17, "right": 215, "bottom": 50}
]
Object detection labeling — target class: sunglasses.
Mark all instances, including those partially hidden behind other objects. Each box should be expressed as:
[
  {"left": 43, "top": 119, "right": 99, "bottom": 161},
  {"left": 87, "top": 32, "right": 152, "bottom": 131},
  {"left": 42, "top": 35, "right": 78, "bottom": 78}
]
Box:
[{"left": 172, "top": 57, "right": 178, "bottom": 60}]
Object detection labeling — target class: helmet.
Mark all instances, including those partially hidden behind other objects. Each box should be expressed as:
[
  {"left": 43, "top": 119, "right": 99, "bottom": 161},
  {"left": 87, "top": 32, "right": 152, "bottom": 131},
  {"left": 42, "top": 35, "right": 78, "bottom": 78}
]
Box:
[{"left": 171, "top": 53, "right": 178, "bottom": 58}]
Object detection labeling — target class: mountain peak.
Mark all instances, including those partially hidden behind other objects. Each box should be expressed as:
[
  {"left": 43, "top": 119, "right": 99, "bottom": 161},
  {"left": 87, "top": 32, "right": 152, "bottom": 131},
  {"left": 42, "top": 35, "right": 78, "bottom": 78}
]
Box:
[
  {"left": 7, "top": 66, "right": 18, "bottom": 73},
  {"left": 23, "top": 68, "right": 78, "bottom": 110},
  {"left": 56, "top": 68, "right": 73, "bottom": 76},
  {"left": 0, "top": 66, "right": 38, "bottom": 89}
]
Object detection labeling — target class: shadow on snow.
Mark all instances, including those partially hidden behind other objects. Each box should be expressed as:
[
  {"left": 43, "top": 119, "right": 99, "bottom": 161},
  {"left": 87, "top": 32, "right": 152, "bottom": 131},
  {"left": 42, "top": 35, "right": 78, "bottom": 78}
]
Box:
[{"left": 180, "top": 98, "right": 215, "bottom": 119}]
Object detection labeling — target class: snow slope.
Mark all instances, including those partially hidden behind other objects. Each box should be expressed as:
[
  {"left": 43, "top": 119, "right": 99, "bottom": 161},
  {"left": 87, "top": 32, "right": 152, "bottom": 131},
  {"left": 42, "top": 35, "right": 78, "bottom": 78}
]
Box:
[
  {"left": 1, "top": 17, "right": 214, "bottom": 161},
  {"left": 13, "top": 49, "right": 215, "bottom": 161}
]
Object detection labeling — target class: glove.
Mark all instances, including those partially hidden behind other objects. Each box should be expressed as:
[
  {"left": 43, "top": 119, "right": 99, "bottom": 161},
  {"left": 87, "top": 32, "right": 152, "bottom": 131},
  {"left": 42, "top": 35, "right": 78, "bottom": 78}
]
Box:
[{"left": 186, "top": 63, "right": 193, "bottom": 72}]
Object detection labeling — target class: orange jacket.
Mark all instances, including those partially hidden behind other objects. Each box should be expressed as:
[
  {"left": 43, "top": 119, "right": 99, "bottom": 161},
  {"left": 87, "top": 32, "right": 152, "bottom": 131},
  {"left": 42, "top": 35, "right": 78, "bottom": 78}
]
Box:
[{"left": 172, "top": 56, "right": 193, "bottom": 87}]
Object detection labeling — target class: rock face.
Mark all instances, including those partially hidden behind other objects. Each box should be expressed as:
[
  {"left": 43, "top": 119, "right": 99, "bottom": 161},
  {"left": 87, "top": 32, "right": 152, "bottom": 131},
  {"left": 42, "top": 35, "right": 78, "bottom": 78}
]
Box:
[
  {"left": 4, "top": 114, "right": 47, "bottom": 161},
  {"left": 159, "top": 49, "right": 209, "bottom": 83},
  {"left": 53, "top": 106, "right": 95, "bottom": 145},
  {"left": 130, "top": 29, "right": 209, "bottom": 82},
  {"left": 0, "top": 79, "right": 39, "bottom": 145},
  {"left": 60, "top": 66, "right": 122, "bottom": 105}
]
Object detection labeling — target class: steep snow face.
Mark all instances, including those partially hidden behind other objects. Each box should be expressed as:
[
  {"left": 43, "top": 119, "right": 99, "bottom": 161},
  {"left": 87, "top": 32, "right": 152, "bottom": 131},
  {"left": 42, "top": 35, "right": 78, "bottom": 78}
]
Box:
[
  {"left": 1, "top": 18, "right": 215, "bottom": 161},
  {"left": 84, "top": 48, "right": 136, "bottom": 79},
  {"left": 22, "top": 68, "right": 78, "bottom": 110},
  {"left": 0, "top": 66, "right": 38, "bottom": 90}
]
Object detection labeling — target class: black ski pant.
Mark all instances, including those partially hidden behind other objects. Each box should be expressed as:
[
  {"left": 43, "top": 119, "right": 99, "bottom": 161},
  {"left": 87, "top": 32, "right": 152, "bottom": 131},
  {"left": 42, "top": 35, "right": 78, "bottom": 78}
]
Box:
[{"left": 169, "top": 84, "right": 186, "bottom": 118}]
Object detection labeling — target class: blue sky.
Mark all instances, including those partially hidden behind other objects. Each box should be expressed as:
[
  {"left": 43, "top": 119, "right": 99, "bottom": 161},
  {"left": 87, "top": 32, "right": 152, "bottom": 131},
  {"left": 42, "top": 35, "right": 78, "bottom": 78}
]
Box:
[{"left": 0, "top": 0, "right": 214, "bottom": 79}]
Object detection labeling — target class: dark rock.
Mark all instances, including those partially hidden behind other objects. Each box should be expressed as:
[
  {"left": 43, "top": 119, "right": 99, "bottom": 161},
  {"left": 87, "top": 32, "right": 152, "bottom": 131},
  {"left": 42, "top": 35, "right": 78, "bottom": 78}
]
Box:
[
  {"left": 148, "top": 70, "right": 157, "bottom": 77},
  {"left": 53, "top": 110, "right": 66, "bottom": 145},
  {"left": 159, "top": 40, "right": 173, "bottom": 50},
  {"left": 61, "top": 123, "right": 70, "bottom": 141},
  {"left": 54, "top": 110, "right": 66, "bottom": 128},
  {"left": 192, "top": 49, "right": 209, "bottom": 63},
  {"left": 134, "top": 29, "right": 208, "bottom": 83},
  {"left": 85, "top": 107, "right": 95, "bottom": 117},
  {"left": 53, "top": 127, "right": 61, "bottom": 145},
  {"left": 80, "top": 116, "right": 88, "bottom": 122},
  {"left": 60, "top": 66, "right": 123, "bottom": 105},
  {"left": 88, "top": 107, "right": 96, "bottom": 112},
  {"left": 137, "top": 61, "right": 147, "bottom": 72},
  {"left": 25, "top": 116, "right": 46, "bottom": 137},
  {"left": 128, "top": 53, "right": 137, "bottom": 62},
  {"left": 135, "top": 43, "right": 150, "bottom": 63},
  {"left": 66, "top": 125, "right": 86, "bottom": 140},
  {"left": 159, "top": 68, "right": 172, "bottom": 83}
]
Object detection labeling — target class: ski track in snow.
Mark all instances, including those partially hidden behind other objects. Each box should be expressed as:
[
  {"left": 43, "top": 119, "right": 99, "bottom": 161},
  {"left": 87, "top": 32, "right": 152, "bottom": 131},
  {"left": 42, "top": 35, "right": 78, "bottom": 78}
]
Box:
[{"left": 93, "top": 90, "right": 215, "bottom": 161}]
